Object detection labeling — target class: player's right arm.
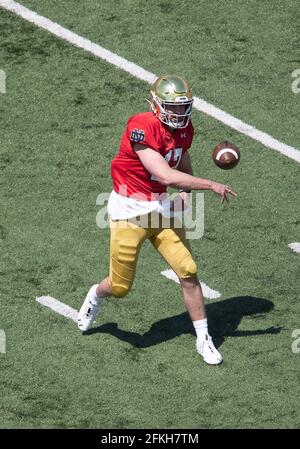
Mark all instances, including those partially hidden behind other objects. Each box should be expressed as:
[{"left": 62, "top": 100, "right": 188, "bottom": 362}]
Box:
[{"left": 134, "top": 144, "right": 237, "bottom": 203}]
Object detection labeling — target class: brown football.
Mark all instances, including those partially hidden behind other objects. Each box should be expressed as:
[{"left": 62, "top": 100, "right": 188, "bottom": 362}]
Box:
[{"left": 212, "top": 141, "right": 240, "bottom": 169}]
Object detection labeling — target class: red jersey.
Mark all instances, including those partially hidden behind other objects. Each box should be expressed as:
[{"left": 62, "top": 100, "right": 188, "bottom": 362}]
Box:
[{"left": 111, "top": 112, "right": 194, "bottom": 200}]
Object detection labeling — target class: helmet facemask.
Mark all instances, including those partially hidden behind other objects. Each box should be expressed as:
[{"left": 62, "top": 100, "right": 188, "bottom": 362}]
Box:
[{"left": 151, "top": 93, "right": 193, "bottom": 129}]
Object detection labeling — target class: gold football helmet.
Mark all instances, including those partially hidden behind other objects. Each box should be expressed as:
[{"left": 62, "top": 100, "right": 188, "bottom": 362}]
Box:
[{"left": 150, "top": 75, "right": 194, "bottom": 129}]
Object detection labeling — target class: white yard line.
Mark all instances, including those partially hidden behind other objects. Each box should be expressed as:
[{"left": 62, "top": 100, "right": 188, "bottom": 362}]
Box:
[
  {"left": 1, "top": 0, "right": 300, "bottom": 163},
  {"left": 161, "top": 269, "right": 221, "bottom": 299},
  {"left": 288, "top": 242, "right": 300, "bottom": 254},
  {"left": 36, "top": 296, "right": 78, "bottom": 322}
]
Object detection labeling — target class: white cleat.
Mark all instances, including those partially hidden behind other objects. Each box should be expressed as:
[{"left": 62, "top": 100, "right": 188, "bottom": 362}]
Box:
[
  {"left": 196, "top": 334, "right": 223, "bottom": 365},
  {"left": 77, "top": 285, "right": 101, "bottom": 332}
]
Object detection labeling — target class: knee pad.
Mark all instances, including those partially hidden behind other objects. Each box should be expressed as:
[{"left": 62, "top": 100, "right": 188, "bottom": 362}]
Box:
[
  {"left": 111, "top": 282, "right": 131, "bottom": 298},
  {"left": 180, "top": 257, "right": 197, "bottom": 278}
]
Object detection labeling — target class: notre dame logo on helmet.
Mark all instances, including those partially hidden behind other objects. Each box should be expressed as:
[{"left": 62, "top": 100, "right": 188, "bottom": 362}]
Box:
[{"left": 130, "top": 128, "right": 145, "bottom": 143}]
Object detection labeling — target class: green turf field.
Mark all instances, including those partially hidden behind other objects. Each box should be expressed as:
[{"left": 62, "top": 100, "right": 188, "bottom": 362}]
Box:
[{"left": 0, "top": 0, "right": 299, "bottom": 429}]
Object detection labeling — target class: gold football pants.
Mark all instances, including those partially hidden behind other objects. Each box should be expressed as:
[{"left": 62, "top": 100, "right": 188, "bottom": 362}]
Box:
[{"left": 108, "top": 212, "right": 197, "bottom": 297}]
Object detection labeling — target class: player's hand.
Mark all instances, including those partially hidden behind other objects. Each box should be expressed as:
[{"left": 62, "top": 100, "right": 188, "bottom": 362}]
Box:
[
  {"left": 169, "top": 193, "right": 189, "bottom": 213},
  {"left": 210, "top": 181, "right": 237, "bottom": 205},
  {"left": 178, "top": 191, "right": 190, "bottom": 208}
]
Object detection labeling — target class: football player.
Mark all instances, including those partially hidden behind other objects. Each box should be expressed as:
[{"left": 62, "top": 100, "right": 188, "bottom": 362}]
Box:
[{"left": 77, "top": 75, "right": 236, "bottom": 365}]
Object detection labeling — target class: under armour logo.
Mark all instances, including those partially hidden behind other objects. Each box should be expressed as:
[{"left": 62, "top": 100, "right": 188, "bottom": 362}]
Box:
[
  {"left": 181, "top": 132, "right": 187, "bottom": 139},
  {"left": 130, "top": 128, "right": 145, "bottom": 143}
]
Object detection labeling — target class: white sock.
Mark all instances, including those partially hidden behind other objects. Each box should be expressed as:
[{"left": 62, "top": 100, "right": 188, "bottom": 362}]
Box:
[
  {"left": 89, "top": 284, "right": 102, "bottom": 304},
  {"left": 193, "top": 318, "right": 208, "bottom": 340}
]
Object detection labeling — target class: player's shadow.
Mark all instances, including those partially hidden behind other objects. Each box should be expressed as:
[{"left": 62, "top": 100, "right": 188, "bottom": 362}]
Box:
[{"left": 84, "top": 296, "right": 282, "bottom": 349}]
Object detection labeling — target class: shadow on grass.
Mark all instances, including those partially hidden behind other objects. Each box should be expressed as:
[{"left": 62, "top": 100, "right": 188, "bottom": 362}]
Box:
[{"left": 84, "top": 296, "right": 282, "bottom": 349}]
